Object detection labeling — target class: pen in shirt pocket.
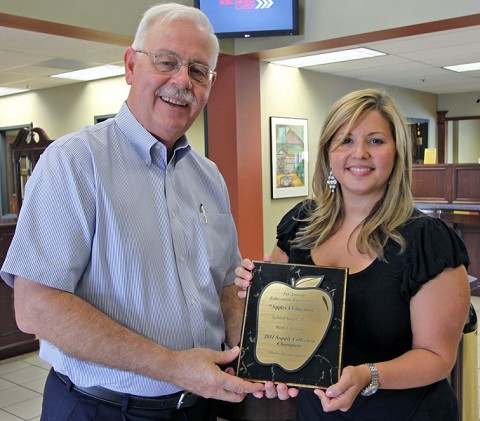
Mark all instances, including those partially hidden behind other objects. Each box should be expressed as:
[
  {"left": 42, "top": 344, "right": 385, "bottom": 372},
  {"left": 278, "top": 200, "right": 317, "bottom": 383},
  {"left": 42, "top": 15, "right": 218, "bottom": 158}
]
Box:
[{"left": 199, "top": 204, "right": 208, "bottom": 224}]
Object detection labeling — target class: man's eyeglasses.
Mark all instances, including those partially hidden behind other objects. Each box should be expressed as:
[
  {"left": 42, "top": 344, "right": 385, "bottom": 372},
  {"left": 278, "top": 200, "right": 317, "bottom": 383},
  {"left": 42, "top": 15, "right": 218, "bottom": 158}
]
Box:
[{"left": 135, "top": 50, "right": 216, "bottom": 85}]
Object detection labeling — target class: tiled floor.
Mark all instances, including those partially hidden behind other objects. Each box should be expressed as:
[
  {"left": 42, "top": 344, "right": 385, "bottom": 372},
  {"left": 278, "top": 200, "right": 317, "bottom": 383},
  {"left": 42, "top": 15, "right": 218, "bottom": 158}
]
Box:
[
  {"left": 0, "top": 352, "right": 50, "bottom": 420},
  {"left": 1, "top": 296, "right": 480, "bottom": 421}
]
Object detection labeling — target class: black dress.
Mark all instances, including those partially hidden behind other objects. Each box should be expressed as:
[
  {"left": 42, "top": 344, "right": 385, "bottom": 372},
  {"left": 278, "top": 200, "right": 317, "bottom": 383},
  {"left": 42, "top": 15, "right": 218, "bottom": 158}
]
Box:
[{"left": 276, "top": 201, "right": 470, "bottom": 421}]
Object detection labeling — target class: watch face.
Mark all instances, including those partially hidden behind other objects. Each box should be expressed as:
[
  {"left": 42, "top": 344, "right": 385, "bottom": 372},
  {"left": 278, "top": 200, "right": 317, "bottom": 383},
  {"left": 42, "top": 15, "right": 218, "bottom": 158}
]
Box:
[{"left": 361, "top": 386, "right": 378, "bottom": 396}]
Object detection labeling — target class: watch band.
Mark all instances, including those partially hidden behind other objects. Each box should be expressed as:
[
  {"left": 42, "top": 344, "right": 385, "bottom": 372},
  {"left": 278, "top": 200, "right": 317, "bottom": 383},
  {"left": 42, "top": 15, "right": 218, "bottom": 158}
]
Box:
[{"left": 361, "top": 363, "right": 379, "bottom": 396}]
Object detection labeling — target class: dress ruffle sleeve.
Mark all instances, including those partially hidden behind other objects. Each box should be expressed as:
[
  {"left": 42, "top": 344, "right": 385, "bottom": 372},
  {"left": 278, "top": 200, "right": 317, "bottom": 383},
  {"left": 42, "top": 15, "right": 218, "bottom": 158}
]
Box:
[
  {"left": 276, "top": 200, "right": 313, "bottom": 255},
  {"left": 401, "top": 215, "right": 470, "bottom": 298}
]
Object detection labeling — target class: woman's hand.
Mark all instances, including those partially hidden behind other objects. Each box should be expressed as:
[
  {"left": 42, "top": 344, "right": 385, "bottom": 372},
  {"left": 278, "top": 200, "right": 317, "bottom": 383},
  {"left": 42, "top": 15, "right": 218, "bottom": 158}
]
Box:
[
  {"left": 249, "top": 381, "right": 299, "bottom": 400},
  {"left": 234, "top": 255, "right": 273, "bottom": 299},
  {"left": 234, "top": 258, "right": 254, "bottom": 299},
  {"left": 314, "top": 365, "right": 370, "bottom": 412},
  {"left": 264, "top": 381, "right": 299, "bottom": 400}
]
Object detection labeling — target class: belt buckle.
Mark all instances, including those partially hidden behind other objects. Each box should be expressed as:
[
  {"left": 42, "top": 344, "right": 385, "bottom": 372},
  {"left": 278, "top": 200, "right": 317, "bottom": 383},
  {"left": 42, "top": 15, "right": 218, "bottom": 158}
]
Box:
[{"left": 176, "top": 391, "right": 191, "bottom": 410}]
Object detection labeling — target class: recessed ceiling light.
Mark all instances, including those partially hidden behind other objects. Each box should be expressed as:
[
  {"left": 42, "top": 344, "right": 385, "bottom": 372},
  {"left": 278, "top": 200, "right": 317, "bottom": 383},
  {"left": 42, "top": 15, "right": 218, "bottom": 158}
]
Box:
[
  {"left": 0, "top": 87, "right": 30, "bottom": 97},
  {"left": 271, "top": 48, "right": 386, "bottom": 68},
  {"left": 50, "top": 65, "right": 125, "bottom": 81},
  {"left": 443, "top": 62, "right": 480, "bottom": 72}
]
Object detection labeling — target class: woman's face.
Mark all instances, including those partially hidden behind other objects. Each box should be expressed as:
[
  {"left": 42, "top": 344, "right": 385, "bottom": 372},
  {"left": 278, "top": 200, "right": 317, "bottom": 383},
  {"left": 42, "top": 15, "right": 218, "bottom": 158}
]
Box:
[{"left": 329, "top": 109, "right": 396, "bottom": 203}]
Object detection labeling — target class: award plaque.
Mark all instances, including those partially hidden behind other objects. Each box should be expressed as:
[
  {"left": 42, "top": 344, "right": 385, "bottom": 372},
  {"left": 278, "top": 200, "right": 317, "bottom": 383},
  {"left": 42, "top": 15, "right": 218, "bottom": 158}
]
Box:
[{"left": 236, "top": 261, "right": 348, "bottom": 389}]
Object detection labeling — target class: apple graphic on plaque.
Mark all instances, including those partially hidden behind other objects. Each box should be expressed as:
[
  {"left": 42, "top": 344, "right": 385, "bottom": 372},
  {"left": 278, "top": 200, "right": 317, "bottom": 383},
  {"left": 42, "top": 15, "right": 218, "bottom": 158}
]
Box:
[{"left": 237, "top": 261, "right": 348, "bottom": 389}]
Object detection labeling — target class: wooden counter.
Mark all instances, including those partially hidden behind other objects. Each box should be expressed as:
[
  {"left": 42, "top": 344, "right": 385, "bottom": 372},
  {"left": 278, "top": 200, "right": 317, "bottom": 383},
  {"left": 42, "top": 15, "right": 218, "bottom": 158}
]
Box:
[
  {"left": 412, "top": 163, "right": 480, "bottom": 296},
  {"left": 415, "top": 205, "right": 480, "bottom": 293},
  {"left": 412, "top": 163, "right": 480, "bottom": 205}
]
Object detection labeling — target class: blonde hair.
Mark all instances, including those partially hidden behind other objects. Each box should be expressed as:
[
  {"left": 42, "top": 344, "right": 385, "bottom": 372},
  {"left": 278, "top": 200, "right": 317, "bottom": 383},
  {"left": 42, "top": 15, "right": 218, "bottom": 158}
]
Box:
[{"left": 294, "top": 89, "right": 415, "bottom": 260}]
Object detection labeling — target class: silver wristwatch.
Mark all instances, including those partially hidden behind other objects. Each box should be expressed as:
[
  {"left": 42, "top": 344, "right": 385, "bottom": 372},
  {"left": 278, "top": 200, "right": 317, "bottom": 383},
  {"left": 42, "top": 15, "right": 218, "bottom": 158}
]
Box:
[{"left": 361, "top": 363, "right": 379, "bottom": 396}]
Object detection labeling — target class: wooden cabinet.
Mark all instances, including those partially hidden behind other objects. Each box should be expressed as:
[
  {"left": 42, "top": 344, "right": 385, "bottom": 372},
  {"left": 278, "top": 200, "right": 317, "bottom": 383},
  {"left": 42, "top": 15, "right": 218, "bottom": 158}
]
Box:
[
  {"left": 412, "top": 164, "right": 480, "bottom": 292},
  {"left": 0, "top": 222, "right": 39, "bottom": 360},
  {"left": 0, "top": 126, "right": 51, "bottom": 360},
  {"left": 412, "top": 164, "right": 480, "bottom": 204},
  {"left": 412, "top": 164, "right": 451, "bottom": 203}
]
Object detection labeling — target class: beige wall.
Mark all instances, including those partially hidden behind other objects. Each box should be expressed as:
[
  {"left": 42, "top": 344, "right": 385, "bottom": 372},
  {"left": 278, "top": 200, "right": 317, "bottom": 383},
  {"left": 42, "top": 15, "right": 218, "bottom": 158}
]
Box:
[
  {"left": 0, "top": 76, "right": 206, "bottom": 154},
  {"left": 438, "top": 92, "right": 480, "bottom": 163},
  {"left": 2, "top": 64, "right": 477, "bottom": 255},
  {"left": 438, "top": 92, "right": 480, "bottom": 117},
  {"left": 453, "top": 120, "right": 480, "bottom": 163},
  {"left": 0, "top": 77, "right": 128, "bottom": 138}
]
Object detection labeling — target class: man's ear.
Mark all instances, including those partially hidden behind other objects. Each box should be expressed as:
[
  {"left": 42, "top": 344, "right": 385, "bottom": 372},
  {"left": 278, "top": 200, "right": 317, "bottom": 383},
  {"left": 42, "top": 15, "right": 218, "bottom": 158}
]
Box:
[
  {"left": 210, "top": 72, "right": 217, "bottom": 87},
  {"left": 124, "top": 47, "right": 137, "bottom": 86}
]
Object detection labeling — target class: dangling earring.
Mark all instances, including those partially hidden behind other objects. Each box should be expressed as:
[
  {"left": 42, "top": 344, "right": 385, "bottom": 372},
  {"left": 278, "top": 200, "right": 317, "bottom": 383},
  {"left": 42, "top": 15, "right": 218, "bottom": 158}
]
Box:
[{"left": 327, "top": 170, "right": 337, "bottom": 194}]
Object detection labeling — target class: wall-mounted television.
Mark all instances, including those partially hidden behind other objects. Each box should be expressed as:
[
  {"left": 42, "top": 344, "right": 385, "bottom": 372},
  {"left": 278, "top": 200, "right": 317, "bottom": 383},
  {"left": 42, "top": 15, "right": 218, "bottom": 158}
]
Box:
[{"left": 194, "top": 0, "right": 299, "bottom": 39}]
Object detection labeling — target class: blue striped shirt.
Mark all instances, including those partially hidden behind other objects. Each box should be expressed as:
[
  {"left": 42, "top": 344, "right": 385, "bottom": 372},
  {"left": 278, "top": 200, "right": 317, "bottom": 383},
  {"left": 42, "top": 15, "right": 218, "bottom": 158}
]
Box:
[{"left": 1, "top": 102, "right": 241, "bottom": 396}]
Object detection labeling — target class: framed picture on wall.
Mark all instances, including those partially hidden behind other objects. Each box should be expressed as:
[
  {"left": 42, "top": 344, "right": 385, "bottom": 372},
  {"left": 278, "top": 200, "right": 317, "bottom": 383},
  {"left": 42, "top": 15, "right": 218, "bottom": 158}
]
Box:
[{"left": 270, "top": 117, "right": 308, "bottom": 199}]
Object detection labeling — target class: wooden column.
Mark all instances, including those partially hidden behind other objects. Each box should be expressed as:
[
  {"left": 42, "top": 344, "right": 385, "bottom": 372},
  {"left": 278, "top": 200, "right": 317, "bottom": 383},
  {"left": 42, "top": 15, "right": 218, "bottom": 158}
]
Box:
[
  {"left": 436, "top": 111, "right": 448, "bottom": 163},
  {"left": 206, "top": 54, "right": 264, "bottom": 259}
]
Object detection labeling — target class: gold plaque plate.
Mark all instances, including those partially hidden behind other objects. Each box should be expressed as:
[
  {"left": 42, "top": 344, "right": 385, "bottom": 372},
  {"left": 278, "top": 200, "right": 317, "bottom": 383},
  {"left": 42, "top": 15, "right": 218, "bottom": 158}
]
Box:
[{"left": 236, "top": 261, "right": 348, "bottom": 389}]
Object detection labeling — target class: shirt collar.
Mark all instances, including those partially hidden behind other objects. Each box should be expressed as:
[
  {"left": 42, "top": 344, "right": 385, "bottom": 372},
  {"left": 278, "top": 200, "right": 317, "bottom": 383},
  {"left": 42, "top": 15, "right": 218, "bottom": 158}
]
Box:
[{"left": 115, "top": 102, "right": 191, "bottom": 168}]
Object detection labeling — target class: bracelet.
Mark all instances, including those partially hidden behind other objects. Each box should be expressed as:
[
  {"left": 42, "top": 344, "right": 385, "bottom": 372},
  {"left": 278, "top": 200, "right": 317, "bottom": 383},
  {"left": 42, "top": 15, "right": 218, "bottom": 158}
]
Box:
[{"left": 360, "top": 363, "right": 379, "bottom": 396}]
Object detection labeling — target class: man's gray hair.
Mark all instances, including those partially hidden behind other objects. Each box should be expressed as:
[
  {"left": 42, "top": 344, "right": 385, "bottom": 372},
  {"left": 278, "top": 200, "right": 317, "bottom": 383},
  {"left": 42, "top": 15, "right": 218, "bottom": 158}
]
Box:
[{"left": 132, "top": 3, "right": 220, "bottom": 69}]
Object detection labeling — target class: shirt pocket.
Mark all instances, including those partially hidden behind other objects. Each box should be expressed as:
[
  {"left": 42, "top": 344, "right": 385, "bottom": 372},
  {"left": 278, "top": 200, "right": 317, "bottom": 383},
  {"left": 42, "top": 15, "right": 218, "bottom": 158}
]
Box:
[{"left": 197, "top": 212, "right": 236, "bottom": 282}]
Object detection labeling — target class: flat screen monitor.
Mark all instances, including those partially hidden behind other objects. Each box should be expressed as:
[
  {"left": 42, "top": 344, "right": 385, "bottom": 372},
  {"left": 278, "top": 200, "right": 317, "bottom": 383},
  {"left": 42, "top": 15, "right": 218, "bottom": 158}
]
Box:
[{"left": 194, "top": 0, "right": 300, "bottom": 39}]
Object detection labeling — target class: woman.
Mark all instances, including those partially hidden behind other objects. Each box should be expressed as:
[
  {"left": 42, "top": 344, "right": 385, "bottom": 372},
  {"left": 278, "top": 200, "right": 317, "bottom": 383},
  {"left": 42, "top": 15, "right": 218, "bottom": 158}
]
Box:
[{"left": 236, "top": 89, "right": 471, "bottom": 420}]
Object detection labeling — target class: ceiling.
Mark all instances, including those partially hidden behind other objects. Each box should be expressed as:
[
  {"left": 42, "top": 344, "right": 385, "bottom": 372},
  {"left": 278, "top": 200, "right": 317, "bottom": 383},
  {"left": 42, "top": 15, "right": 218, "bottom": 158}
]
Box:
[
  {"left": 0, "top": 9, "right": 480, "bottom": 96},
  {"left": 294, "top": 25, "right": 480, "bottom": 95}
]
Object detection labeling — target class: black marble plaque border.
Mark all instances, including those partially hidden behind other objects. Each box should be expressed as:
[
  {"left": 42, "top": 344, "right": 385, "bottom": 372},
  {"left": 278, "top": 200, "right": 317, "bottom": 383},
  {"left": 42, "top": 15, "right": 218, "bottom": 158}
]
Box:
[{"left": 236, "top": 261, "right": 348, "bottom": 389}]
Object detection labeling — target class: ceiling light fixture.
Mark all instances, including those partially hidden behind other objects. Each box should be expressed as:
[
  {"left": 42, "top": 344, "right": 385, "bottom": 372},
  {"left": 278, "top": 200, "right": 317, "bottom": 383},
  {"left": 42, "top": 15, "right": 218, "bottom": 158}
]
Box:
[
  {"left": 271, "top": 48, "right": 386, "bottom": 68},
  {"left": 50, "top": 65, "right": 125, "bottom": 81},
  {"left": 443, "top": 62, "right": 480, "bottom": 72},
  {"left": 0, "top": 87, "right": 30, "bottom": 97}
]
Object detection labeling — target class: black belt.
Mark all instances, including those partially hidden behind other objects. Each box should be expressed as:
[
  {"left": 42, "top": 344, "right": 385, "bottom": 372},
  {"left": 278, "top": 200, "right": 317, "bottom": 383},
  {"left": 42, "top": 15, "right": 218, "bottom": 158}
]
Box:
[{"left": 55, "top": 371, "right": 200, "bottom": 410}]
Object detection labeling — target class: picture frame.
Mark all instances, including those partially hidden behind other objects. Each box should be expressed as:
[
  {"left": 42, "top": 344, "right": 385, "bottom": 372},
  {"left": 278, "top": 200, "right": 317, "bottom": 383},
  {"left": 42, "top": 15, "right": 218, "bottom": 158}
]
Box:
[{"left": 270, "top": 117, "right": 308, "bottom": 199}]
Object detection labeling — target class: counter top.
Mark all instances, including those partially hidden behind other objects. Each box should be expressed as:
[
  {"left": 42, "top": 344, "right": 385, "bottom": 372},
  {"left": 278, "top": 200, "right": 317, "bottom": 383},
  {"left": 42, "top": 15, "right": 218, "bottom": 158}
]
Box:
[
  {"left": 470, "top": 275, "right": 478, "bottom": 292},
  {"left": 415, "top": 203, "right": 480, "bottom": 212}
]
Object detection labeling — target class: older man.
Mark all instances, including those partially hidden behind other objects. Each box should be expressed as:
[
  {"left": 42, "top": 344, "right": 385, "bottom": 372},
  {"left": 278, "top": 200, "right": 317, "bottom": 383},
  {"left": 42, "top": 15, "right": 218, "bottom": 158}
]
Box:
[{"left": 1, "top": 3, "right": 263, "bottom": 420}]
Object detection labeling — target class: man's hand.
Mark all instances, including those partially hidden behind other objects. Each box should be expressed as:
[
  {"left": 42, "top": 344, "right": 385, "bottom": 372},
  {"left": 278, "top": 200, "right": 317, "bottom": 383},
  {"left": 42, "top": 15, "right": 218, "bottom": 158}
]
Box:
[{"left": 170, "top": 346, "right": 264, "bottom": 402}]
